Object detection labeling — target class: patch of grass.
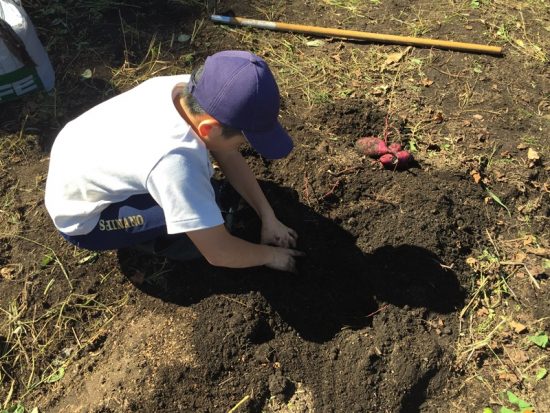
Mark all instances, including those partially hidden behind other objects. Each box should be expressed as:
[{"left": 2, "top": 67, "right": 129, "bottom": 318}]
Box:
[
  {"left": 478, "top": 2, "right": 549, "bottom": 63},
  {"left": 216, "top": 22, "right": 389, "bottom": 108},
  {"left": 321, "top": 0, "right": 366, "bottom": 15},
  {"left": 0, "top": 183, "right": 23, "bottom": 240},
  {"left": 253, "top": 1, "right": 287, "bottom": 21},
  {"left": 457, "top": 226, "right": 549, "bottom": 410},
  {"left": 390, "top": 12, "right": 432, "bottom": 37},
  {"left": 110, "top": 9, "right": 204, "bottom": 92},
  {"left": 0, "top": 280, "right": 128, "bottom": 405}
]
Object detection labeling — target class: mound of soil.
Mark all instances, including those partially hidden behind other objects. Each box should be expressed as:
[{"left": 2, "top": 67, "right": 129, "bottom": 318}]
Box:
[
  {"left": 81, "top": 91, "right": 493, "bottom": 410},
  {"left": 33, "top": 92, "right": 493, "bottom": 412}
]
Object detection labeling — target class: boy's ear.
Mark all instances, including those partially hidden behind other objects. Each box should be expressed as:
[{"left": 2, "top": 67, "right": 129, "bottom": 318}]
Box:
[{"left": 197, "top": 118, "right": 222, "bottom": 138}]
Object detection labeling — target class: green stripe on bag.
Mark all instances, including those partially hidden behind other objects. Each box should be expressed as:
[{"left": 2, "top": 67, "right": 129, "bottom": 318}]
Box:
[{"left": 0, "top": 65, "right": 45, "bottom": 103}]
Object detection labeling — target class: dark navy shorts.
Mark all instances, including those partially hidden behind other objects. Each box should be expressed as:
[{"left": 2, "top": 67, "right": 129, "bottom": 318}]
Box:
[
  {"left": 61, "top": 193, "right": 175, "bottom": 251},
  {"left": 60, "top": 180, "right": 237, "bottom": 252}
]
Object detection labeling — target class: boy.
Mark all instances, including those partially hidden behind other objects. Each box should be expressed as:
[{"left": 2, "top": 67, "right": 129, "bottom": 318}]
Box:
[{"left": 45, "top": 50, "right": 303, "bottom": 273}]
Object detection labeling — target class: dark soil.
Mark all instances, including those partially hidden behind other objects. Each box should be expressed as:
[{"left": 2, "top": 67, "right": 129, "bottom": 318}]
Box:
[{"left": 1, "top": 0, "right": 548, "bottom": 412}]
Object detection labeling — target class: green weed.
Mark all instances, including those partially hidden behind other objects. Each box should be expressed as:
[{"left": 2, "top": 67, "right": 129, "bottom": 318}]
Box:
[
  {"left": 500, "top": 391, "right": 533, "bottom": 413},
  {"left": 1, "top": 404, "right": 38, "bottom": 413},
  {"left": 528, "top": 332, "right": 549, "bottom": 349}
]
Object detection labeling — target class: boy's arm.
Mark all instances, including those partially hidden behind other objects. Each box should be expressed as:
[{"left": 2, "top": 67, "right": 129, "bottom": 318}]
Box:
[
  {"left": 211, "top": 149, "right": 297, "bottom": 248},
  {"left": 186, "top": 224, "right": 302, "bottom": 272}
]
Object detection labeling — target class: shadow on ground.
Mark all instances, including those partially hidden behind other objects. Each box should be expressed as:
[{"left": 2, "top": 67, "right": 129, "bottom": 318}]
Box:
[{"left": 118, "top": 181, "right": 465, "bottom": 343}]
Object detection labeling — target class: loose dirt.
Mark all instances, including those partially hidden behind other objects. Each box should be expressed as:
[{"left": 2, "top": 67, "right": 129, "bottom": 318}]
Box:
[{"left": 1, "top": 0, "right": 548, "bottom": 412}]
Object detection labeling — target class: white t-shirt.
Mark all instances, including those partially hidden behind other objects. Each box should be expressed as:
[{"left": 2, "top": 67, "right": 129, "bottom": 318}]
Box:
[{"left": 45, "top": 75, "right": 224, "bottom": 236}]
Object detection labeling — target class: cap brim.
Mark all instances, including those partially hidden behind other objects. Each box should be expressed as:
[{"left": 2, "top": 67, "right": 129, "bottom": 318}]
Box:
[{"left": 243, "top": 122, "right": 294, "bottom": 160}]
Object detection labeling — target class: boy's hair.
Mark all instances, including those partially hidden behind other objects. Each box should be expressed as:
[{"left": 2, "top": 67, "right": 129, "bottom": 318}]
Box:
[{"left": 181, "top": 66, "right": 241, "bottom": 138}]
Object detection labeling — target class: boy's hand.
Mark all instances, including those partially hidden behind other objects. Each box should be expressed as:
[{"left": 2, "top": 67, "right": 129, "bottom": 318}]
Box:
[
  {"left": 266, "top": 247, "right": 305, "bottom": 273},
  {"left": 261, "top": 217, "right": 298, "bottom": 248}
]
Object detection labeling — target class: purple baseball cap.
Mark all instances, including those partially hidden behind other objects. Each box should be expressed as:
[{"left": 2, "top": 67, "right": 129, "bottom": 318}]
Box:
[{"left": 188, "top": 50, "right": 293, "bottom": 160}]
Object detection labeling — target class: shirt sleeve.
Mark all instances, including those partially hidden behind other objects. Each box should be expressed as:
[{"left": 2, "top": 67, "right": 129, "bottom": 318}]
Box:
[{"left": 146, "top": 151, "right": 224, "bottom": 234}]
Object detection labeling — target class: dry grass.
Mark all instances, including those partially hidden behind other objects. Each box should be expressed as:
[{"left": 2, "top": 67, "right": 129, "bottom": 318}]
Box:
[
  {"left": 455, "top": 230, "right": 549, "bottom": 410},
  {"left": 1, "top": 285, "right": 128, "bottom": 407}
]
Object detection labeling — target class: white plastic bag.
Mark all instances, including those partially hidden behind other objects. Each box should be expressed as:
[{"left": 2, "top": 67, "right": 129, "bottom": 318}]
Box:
[{"left": 0, "top": 0, "right": 55, "bottom": 102}]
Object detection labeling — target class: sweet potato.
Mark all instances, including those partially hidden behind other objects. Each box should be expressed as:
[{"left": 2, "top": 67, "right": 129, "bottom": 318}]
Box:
[
  {"left": 379, "top": 153, "right": 396, "bottom": 168},
  {"left": 396, "top": 150, "right": 413, "bottom": 169},
  {"left": 355, "top": 137, "right": 388, "bottom": 158},
  {"left": 388, "top": 142, "right": 402, "bottom": 154},
  {"left": 379, "top": 150, "right": 413, "bottom": 170}
]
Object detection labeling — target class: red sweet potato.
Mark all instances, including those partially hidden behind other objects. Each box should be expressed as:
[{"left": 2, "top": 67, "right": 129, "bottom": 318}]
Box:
[
  {"left": 355, "top": 137, "right": 389, "bottom": 158},
  {"left": 379, "top": 153, "right": 396, "bottom": 168},
  {"left": 379, "top": 150, "right": 413, "bottom": 170},
  {"left": 396, "top": 150, "right": 413, "bottom": 169},
  {"left": 388, "top": 142, "right": 402, "bottom": 154}
]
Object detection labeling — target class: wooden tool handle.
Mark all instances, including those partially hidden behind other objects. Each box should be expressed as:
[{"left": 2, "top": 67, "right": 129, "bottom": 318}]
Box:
[{"left": 211, "top": 15, "right": 503, "bottom": 56}]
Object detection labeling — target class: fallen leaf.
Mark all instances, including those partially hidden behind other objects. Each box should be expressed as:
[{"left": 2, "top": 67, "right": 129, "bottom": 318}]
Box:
[
  {"left": 381, "top": 46, "right": 412, "bottom": 70},
  {"left": 385, "top": 52, "right": 403, "bottom": 65},
  {"left": 466, "top": 256, "right": 478, "bottom": 266},
  {"left": 523, "top": 235, "right": 535, "bottom": 245},
  {"left": 517, "top": 142, "right": 529, "bottom": 150},
  {"left": 77, "top": 252, "right": 98, "bottom": 265},
  {"left": 306, "top": 39, "right": 326, "bottom": 47},
  {"left": 507, "top": 348, "right": 529, "bottom": 363},
  {"left": 509, "top": 320, "right": 527, "bottom": 334},
  {"left": 421, "top": 78, "right": 434, "bottom": 87},
  {"left": 527, "top": 148, "right": 540, "bottom": 161},
  {"left": 476, "top": 307, "right": 489, "bottom": 317},
  {"left": 470, "top": 170, "right": 482, "bottom": 184},
  {"left": 513, "top": 252, "right": 527, "bottom": 263},
  {"left": 473, "top": 114, "right": 484, "bottom": 120},
  {"left": 432, "top": 111, "right": 444, "bottom": 123},
  {"left": 0, "top": 264, "right": 21, "bottom": 280},
  {"left": 81, "top": 68, "right": 92, "bottom": 79},
  {"left": 498, "top": 372, "right": 519, "bottom": 383}
]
